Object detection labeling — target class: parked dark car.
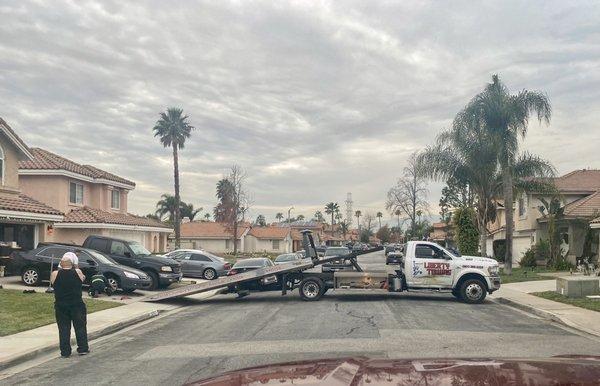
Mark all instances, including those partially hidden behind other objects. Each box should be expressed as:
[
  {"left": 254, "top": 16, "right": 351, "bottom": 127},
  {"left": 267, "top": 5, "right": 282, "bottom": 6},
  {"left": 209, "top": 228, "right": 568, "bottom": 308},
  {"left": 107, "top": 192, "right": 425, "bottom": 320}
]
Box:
[
  {"left": 322, "top": 247, "right": 353, "bottom": 272},
  {"left": 227, "top": 258, "right": 278, "bottom": 291},
  {"left": 82, "top": 235, "right": 181, "bottom": 290},
  {"left": 164, "top": 249, "right": 230, "bottom": 280},
  {"left": 15, "top": 244, "right": 151, "bottom": 293}
]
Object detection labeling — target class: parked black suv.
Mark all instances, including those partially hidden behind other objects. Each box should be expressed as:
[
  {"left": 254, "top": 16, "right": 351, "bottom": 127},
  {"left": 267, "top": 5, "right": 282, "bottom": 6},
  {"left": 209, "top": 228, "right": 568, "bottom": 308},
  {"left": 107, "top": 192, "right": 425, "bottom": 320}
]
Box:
[
  {"left": 14, "top": 244, "right": 152, "bottom": 292},
  {"left": 82, "top": 235, "right": 181, "bottom": 290}
]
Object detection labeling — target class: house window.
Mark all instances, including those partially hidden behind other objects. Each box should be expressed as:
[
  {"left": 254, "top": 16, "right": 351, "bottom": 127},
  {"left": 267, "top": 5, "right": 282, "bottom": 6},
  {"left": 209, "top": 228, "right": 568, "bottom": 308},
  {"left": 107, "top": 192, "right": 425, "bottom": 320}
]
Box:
[
  {"left": 272, "top": 240, "right": 280, "bottom": 250},
  {"left": 111, "top": 189, "right": 120, "bottom": 209},
  {"left": 518, "top": 195, "right": 527, "bottom": 218},
  {"left": 225, "top": 239, "right": 231, "bottom": 249},
  {"left": 69, "top": 182, "right": 83, "bottom": 204},
  {"left": 0, "top": 144, "right": 4, "bottom": 185}
]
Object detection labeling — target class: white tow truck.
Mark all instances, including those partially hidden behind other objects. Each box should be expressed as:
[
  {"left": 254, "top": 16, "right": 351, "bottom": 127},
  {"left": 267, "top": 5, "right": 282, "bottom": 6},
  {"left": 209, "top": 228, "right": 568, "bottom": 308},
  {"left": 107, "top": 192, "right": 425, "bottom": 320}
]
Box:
[{"left": 145, "top": 231, "right": 500, "bottom": 304}]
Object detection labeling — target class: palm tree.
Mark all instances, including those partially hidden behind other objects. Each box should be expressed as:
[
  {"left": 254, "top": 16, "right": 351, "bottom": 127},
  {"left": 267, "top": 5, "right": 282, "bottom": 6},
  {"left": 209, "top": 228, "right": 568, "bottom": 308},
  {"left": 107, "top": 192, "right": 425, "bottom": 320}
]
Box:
[
  {"left": 297, "top": 214, "right": 305, "bottom": 221},
  {"left": 155, "top": 194, "right": 177, "bottom": 222},
  {"left": 204, "top": 213, "right": 211, "bottom": 221},
  {"left": 324, "top": 202, "right": 340, "bottom": 226},
  {"left": 153, "top": 107, "right": 194, "bottom": 248},
  {"left": 376, "top": 212, "right": 383, "bottom": 229},
  {"left": 314, "top": 211, "right": 324, "bottom": 222},
  {"left": 394, "top": 209, "right": 401, "bottom": 228},
  {"left": 181, "top": 203, "right": 202, "bottom": 221},
  {"left": 354, "top": 210, "right": 362, "bottom": 230},
  {"left": 461, "top": 75, "right": 552, "bottom": 273},
  {"left": 275, "top": 212, "right": 284, "bottom": 222}
]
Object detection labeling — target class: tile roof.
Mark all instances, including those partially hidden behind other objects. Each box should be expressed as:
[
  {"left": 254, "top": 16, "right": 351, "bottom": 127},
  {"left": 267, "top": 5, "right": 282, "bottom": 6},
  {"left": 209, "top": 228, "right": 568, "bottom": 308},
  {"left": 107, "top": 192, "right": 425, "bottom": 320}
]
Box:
[
  {"left": 591, "top": 216, "right": 600, "bottom": 224},
  {"left": 248, "top": 226, "right": 290, "bottom": 239},
  {"left": 19, "top": 148, "right": 135, "bottom": 187},
  {"left": 180, "top": 221, "right": 248, "bottom": 239},
  {"left": 552, "top": 170, "right": 600, "bottom": 193},
  {"left": 0, "top": 193, "right": 63, "bottom": 216},
  {"left": 563, "top": 191, "right": 600, "bottom": 218},
  {"left": 63, "top": 206, "right": 169, "bottom": 228},
  {"left": 0, "top": 118, "right": 33, "bottom": 159}
]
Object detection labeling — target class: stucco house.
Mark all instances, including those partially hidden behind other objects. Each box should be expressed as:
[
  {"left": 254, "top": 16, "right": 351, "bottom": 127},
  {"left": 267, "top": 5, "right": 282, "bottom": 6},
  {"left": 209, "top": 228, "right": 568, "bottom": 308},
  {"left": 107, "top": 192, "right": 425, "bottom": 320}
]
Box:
[
  {"left": 0, "top": 119, "right": 63, "bottom": 251},
  {"left": 176, "top": 221, "right": 250, "bottom": 253},
  {"left": 18, "top": 148, "right": 171, "bottom": 252},
  {"left": 245, "top": 226, "right": 292, "bottom": 253},
  {"left": 486, "top": 169, "right": 600, "bottom": 264}
]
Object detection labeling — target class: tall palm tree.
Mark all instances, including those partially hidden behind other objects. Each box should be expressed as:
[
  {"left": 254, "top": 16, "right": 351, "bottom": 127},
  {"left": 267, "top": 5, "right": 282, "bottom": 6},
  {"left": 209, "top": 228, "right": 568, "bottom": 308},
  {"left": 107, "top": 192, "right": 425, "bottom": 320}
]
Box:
[
  {"left": 153, "top": 107, "right": 194, "bottom": 248},
  {"left": 376, "top": 212, "right": 383, "bottom": 229},
  {"left": 324, "top": 202, "right": 340, "bottom": 226},
  {"left": 275, "top": 212, "right": 284, "bottom": 222},
  {"left": 181, "top": 203, "right": 202, "bottom": 221},
  {"left": 155, "top": 194, "right": 177, "bottom": 222},
  {"left": 461, "top": 75, "right": 551, "bottom": 273},
  {"left": 297, "top": 214, "right": 305, "bottom": 221},
  {"left": 355, "top": 210, "right": 362, "bottom": 230}
]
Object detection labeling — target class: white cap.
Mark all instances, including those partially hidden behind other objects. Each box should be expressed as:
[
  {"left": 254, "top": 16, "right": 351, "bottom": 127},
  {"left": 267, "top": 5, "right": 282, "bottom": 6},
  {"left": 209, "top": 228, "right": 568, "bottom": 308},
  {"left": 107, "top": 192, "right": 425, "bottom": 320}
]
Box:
[{"left": 62, "top": 251, "right": 79, "bottom": 266}]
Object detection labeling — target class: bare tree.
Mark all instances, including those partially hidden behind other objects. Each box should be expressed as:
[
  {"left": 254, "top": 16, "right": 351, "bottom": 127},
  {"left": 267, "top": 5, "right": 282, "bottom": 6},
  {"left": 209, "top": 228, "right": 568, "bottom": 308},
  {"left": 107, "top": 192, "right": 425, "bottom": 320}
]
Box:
[
  {"left": 386, "top": 152, "right": 429, "bottom": 239},
  {"left": 226, "top": 165, "right": 250, "bottom": 255},
  {"left": 362, "top": 212, "right": 376, "bottom": 233}
]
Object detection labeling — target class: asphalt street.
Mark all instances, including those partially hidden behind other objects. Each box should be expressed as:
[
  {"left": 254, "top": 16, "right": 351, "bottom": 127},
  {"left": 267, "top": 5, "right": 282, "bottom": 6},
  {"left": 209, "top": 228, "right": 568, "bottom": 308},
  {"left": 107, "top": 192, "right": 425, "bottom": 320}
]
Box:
[{"left": 4, "top": 250, "right": 600, "bottom": 385}]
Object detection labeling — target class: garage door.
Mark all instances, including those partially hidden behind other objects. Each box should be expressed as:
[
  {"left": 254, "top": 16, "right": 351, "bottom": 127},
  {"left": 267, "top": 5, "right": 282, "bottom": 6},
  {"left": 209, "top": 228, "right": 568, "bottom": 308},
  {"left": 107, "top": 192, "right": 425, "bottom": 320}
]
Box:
[
  {"left": 513, "top": 236, "right": 533, "bottom": 264},
  {"left": 106, "top": 230, "right": 145, "bottom": 245}
]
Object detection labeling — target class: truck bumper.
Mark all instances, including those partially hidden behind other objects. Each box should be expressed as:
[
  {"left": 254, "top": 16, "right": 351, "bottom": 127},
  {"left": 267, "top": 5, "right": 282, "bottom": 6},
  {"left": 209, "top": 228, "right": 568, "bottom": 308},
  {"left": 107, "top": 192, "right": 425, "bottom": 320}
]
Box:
[
  {"left": 158, "top": 272, "right": 183, "bottom": 285},
  {"left": 487, "top": 275, "right": 501, "bottom": 293}
]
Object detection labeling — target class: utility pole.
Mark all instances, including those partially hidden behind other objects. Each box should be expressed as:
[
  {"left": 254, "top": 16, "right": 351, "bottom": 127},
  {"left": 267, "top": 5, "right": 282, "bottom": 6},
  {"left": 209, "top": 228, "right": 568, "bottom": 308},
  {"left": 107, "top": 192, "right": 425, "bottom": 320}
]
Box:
[
  {"left": 287, "top": 206, "right": 294, "bottom": 224},
  {"left": 345, "top": 192, "right": 353, "bottom": 228}
]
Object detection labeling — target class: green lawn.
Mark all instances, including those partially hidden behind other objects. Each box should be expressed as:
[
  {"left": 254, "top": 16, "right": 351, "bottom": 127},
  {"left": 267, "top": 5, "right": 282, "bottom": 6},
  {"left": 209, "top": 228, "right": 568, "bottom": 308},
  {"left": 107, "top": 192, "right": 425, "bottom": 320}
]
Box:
[
  {"left": 0, "top": 289, "right": 121, "bottom": 336},
  {"left": 499, "top": 267, "right": 561, "bottom": 284},
  {"left": 533, "top": 291, "right": 600, "bottom": 313}
]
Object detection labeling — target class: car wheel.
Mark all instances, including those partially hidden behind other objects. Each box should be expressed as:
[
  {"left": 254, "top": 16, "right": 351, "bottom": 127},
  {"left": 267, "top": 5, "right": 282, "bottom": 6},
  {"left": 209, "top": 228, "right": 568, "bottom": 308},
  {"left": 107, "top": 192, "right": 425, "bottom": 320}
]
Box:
[
  {"left": 460, "top": 279, "right": 487, "bottom": 304},
  {"left": 146, "top": 271, "right": 159, "bottom": 291},
  {"left": 203, "top": 268, "right": 217, "bottom": 280},
  {"left": 299, "top": 277, "right": 325, "bottom": 301},
  {"left": 22, "top": 267, "right": 41, "bottom": 286},
  {"left": 105, "top": 275, "right": 120, "bottom": 293}
]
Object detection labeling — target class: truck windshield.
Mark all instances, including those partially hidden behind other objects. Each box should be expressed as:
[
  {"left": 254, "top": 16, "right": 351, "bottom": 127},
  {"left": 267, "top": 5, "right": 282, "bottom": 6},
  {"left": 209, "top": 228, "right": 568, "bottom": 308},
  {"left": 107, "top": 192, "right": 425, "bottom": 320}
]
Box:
[{"left": 129, "top": 242, "right": 152, "bottom": 256}]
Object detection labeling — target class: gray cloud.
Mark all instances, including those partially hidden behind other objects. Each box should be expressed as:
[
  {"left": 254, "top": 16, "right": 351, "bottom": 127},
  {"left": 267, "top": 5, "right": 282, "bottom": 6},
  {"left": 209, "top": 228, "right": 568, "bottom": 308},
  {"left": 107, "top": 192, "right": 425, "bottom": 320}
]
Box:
[{"left": 1, "top": 0, "right": 599, "bottom": 224}]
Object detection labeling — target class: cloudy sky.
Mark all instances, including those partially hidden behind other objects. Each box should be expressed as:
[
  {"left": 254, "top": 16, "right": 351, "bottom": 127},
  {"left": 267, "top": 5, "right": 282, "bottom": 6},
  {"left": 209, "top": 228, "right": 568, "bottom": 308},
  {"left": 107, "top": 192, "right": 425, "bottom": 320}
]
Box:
[{"left": 1, "top": 0, "right": 599, "bottom": 225}]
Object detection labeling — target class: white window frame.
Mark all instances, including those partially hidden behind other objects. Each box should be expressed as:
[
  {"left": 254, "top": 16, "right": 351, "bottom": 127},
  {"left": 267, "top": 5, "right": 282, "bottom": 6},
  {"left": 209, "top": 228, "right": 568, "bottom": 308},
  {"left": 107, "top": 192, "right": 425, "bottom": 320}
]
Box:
[
  {"left": 110, "top": 189, "right": 121, "bottom": 209},
  {"left": 518, "top": 194, "right": 527, "bottom": 219},
  {"left": 69, "top": 181, "right": 84, "bottom": 205},
  {"left": 272, "top": 239, "right": 280, "bottom": 250},
  {"left": 0, "top": 143, "right": 4, "bottom": 186}
]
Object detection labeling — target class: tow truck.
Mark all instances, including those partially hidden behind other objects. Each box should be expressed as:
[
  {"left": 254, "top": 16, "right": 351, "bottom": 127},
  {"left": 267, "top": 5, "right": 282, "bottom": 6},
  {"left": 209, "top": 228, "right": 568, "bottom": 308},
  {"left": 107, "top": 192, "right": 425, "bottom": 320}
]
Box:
[{"left": 145, "top": 230, "right": 500, "bottom": 303}]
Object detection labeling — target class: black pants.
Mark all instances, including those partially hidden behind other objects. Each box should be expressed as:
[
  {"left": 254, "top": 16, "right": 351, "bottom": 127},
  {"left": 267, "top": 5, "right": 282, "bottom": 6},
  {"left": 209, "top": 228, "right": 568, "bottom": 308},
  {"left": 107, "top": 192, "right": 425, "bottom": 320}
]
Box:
[{"left": 55, "top": 303, "right": 89, "bottom": 356}]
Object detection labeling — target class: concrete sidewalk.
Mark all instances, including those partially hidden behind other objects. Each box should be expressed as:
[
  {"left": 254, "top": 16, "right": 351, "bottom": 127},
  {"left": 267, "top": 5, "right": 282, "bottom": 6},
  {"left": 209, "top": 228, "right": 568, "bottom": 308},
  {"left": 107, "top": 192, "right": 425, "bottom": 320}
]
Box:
[
  {"left": 0, "top": 286, "right": 219, "bottom": 372},
  {"left": 491, "top": 280, "right": 600, "bottom": 337}
]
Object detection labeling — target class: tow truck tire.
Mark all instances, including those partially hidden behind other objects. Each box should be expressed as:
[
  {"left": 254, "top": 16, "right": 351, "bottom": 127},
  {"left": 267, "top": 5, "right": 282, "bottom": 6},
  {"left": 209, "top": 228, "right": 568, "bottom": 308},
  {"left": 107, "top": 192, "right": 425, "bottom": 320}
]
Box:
[
  {"left": 459, "top": 278, "right": 487, "bottom": 304},
  {"left": 299, "top": 277, "right": 325, "bottom": 301}
]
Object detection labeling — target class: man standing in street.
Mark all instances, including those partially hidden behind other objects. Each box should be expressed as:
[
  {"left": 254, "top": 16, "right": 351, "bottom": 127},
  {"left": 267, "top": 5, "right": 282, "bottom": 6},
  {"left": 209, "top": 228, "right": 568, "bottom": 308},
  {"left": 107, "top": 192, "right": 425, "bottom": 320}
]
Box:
[{"left": 50, "top": 253, "right": 89, "bottom": 358}]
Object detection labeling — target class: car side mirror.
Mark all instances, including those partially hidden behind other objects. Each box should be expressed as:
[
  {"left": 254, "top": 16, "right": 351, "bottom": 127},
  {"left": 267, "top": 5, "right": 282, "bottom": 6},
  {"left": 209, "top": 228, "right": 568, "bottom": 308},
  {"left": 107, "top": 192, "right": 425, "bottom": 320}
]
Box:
[
  {"left": 124, "top": 251, "right": 131, "bottom": 258},
  {"left": 87, "top": 259, "right": 97, "bottom": 266}
]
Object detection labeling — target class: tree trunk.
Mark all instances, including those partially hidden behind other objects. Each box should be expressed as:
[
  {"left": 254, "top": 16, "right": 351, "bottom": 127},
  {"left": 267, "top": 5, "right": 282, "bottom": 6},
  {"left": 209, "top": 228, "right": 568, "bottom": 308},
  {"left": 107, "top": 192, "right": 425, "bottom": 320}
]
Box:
[
  {"left": 173, "top": 145, "right": 181, "bottom": 249},
  {"left": 503, "top": 167, "right": 514, "bottom": 275},
  {"left": 233, "top": 220, "right": 238, "bottom": 255}
]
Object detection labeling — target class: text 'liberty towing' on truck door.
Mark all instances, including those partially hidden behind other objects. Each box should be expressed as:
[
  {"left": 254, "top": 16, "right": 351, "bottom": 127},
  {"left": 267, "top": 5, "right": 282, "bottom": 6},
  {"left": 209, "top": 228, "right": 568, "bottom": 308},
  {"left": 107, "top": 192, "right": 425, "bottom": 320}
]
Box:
[{"left": 406, "top": 242, "right": 456, "bottom": 288}]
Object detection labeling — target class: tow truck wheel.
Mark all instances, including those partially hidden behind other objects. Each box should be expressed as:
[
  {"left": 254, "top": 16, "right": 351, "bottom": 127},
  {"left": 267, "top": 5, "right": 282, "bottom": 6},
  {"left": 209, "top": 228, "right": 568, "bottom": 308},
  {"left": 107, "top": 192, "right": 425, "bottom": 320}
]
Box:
[
  {"left": 299, "top": 277, "right": 325, "bottom": 301},
  {"left": 459, "top": 279, "right": 486, "bottom": 304}
]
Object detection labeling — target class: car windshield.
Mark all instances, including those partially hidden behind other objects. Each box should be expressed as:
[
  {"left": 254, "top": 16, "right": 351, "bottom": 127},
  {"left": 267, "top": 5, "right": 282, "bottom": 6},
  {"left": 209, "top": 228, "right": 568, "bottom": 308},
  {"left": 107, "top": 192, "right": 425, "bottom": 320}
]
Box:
[
  {"left": 324, "top": 248, "right": 349, "bottom": 256},
  {"left": 85, "top": 250, "right": 117, "bottom": 265},
  {"left": 275, "top": 254, "right": 296, "bottom": 262},
  {"left": 129, "top": 242, "right": 152, "bottom": 256},
  {"left": 233, "top": 259, "right": 267, "bottom": 268}
]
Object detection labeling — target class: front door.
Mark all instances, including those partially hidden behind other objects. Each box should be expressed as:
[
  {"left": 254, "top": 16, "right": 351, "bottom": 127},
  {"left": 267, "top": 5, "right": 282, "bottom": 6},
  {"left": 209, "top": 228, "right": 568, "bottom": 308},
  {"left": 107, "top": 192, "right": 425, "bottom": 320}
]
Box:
[{"left": 408, "top": 243, "right": 455, "bottom": 288}]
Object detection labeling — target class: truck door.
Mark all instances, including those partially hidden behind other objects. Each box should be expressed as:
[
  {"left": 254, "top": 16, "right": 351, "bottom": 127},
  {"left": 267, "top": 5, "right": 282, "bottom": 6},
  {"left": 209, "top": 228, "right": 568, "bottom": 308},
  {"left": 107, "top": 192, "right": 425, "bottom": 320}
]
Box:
[{"left": 407, "top": 243, "right": 455, "bottom": 288}]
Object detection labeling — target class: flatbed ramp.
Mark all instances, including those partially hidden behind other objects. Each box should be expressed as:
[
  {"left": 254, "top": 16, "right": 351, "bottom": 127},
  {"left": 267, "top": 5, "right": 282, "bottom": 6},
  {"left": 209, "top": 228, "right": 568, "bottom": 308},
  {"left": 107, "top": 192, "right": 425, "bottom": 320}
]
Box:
[{"left": 144, "top": 259, "right": 315, "bottom": 302}]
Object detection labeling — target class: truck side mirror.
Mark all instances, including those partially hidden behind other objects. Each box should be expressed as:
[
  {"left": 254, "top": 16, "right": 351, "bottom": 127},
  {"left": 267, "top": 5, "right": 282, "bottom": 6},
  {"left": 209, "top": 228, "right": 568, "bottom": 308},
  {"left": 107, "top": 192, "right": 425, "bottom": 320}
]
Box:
[{"left": 124, "top": 251, "right": 131, "bottom": 258}]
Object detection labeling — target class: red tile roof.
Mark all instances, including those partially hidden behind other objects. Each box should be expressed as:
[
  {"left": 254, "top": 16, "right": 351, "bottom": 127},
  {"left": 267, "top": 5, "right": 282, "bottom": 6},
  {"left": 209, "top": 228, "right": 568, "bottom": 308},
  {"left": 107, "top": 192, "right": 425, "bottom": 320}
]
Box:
[
  {"left": 0, "top": 193, "right": 63, "bottom": 216},
  {"left": 180, "top": 221, "right": 247, "bottom": 239},
  {"left": 552, "top": 170, "right": 600, "bottom": 193},
  {"left": 63, "top": 206, "right": 169, "bottom": 228},
  {"left": 248, "top": 226, "right": 290, "bottom": 239},
  {"left": 0, "top": 118, "right": 33, "bottom": 159},
  {"left": 563, "top": 191, "right": 600, "bottom": 218},
  {"left": 19, "top": 148, "right": 135, "bottom": 187}
]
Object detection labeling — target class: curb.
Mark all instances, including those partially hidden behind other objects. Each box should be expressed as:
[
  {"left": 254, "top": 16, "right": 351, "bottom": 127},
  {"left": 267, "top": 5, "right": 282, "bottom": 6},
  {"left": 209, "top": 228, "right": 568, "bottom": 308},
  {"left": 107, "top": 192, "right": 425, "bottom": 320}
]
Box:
[
  {"left": 0, "top": 310, "right": 159, "bottom": 372},
  {"left": 494, "top": 297, "right": 600, "bottom": 338}
]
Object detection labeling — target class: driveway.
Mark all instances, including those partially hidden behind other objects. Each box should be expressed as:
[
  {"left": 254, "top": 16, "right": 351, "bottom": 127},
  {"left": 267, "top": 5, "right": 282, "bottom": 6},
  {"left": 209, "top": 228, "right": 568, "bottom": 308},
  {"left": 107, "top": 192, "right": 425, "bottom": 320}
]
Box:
[{"left": 3, "top": 250, "right": 600, "bottom": 385}]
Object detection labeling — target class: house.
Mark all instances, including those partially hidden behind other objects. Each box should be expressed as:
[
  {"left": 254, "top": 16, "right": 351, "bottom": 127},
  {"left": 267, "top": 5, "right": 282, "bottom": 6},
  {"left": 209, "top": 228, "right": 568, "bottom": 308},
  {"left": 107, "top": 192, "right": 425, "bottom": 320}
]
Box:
[
  {"left": 0, "top": 118, "right": 63, "bottom": 251},
  {"left": 275, "top": 220, "right": 323, "bottom": 251},
  {"left": 486, "top": 169, "right": 600, "bottom": 264},
  {"left": 430, "top": 222, "right": 452, "bottom": 247},
  {"left": 244, "top": 226, "right": 292, "bottom": 253},
  {"left": 18, "top": 148, "right": 171, "bottom": 252},
  {"left": 175, "top": 221, "right": 250, "bottom": 253}
]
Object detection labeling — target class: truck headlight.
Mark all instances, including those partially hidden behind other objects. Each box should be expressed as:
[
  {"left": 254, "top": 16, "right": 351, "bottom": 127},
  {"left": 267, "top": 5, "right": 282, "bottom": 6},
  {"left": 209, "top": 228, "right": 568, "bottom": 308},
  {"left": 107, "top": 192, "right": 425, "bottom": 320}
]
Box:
[
  {"left": 488, "top": 266, "right": 499, "bottom": 276},
  {"left": 124, "top": 271, "right": 140, "bottom": 279},
  {"left": 161, "top": 266, "right": 173, "bottom": 272}
]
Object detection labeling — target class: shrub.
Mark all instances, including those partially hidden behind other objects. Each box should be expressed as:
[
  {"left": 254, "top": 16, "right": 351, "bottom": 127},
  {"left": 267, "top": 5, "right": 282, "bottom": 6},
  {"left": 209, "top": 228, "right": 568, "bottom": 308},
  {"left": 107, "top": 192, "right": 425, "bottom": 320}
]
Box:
[
  {"left": 453, "top": 207, "right": 479, "bottom": 256},
  {"left": 519, "top": 246, "right": 537, "bottom": 268},
  {"left": 534, "top": 239, "right": 550, "bottom": 261},
  {"left": 552, "top": 258, "right": 574, "bottom": 271}
]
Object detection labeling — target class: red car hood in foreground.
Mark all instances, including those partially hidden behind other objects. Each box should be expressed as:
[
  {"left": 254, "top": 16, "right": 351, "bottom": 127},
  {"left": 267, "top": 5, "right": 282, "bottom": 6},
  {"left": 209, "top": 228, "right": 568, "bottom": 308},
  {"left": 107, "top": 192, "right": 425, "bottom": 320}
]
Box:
[{"left": 189, "top": 356, "right": 600, "bottom": 385}]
